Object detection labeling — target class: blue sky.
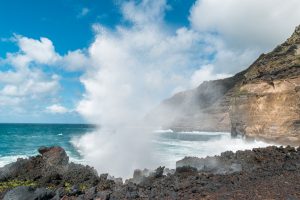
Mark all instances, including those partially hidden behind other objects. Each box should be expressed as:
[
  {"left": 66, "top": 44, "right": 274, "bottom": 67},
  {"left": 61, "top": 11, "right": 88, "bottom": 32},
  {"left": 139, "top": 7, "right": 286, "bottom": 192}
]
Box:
[
  {"left": 0, "top": 0, "right": 299, "bottom": 124},
  {"left": 0, "top": 0, "right": 194, "bottom": 57}
]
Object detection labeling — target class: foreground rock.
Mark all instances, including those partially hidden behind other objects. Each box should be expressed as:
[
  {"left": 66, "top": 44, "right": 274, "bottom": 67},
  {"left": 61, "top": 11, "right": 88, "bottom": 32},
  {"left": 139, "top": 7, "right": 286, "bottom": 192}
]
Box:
[
  {"left": 1, "top": 146, "right": 300, "bottom": 199},
  {"left": 0, "top": 146, "right": 99, "bottom": 199},
  {"left": 148, "top": 25, "right": 300, "bottom": 145}
]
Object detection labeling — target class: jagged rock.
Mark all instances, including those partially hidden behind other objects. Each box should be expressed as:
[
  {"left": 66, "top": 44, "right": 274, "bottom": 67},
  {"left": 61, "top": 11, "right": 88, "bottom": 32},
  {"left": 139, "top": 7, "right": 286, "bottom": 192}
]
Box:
[
  {"left": 150, "top": 166, "right": 165, "bottom": 178},
  {"left": 176, "top": 155, "right": 243, "bottom": 175},
  {"left": 38, "top": 146, "right": 69, "bottom": 166}
]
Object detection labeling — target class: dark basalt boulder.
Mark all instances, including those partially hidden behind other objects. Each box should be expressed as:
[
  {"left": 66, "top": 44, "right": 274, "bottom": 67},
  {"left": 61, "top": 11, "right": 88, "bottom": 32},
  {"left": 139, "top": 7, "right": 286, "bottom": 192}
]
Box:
[
  {"left": 3, "top": 186, "right": 55, "bottom": 200},
  {"left": 38, "top": 146, "right": 69, "bottom": 166}
]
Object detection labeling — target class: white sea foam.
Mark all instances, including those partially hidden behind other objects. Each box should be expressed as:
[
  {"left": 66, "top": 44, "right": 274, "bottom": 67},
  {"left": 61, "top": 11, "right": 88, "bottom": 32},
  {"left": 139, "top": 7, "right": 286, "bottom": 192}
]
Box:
[
  {"left": 153, "top": 132, "right": 273, "bottom": 168},
  {"left": 154, "top": 129, "right": 174, "bottom": 133},
  {"left": 71, "top": 131, "right": 274, "bottom": 174},
  {"left": 0, "top": 155, "right": 28, "bottom": 167},
  {"left": 0, "top": 153, "right": 85, "bottom": 168},
  {"left": 177, "top": 131, "right": 229, "bottom": 135}
]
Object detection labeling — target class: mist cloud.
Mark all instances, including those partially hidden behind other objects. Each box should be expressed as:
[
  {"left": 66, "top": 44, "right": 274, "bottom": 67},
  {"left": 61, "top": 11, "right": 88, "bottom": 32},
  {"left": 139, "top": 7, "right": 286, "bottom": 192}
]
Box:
[
  {"left": 73, "top": 0, "right": 300, "bottom": 178},
  {"left": 75, "top": 0, "right": 211, "bottom": 177}
]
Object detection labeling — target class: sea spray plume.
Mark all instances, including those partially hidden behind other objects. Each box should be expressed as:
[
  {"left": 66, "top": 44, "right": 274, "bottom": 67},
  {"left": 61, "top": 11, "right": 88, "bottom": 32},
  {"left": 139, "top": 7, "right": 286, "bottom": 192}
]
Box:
[
  {"left": 74, "top": 0, "right": 211, "bottom": 178},
  {"left": 74, "top": 0, "right": 237, "bottom": 178}
]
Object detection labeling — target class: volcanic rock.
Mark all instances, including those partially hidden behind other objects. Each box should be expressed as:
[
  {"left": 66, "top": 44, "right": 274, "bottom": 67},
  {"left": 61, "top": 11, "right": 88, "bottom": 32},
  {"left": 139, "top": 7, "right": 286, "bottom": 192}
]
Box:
[{"left": 1, "top": 146, "right": 300, "bottom": 199}]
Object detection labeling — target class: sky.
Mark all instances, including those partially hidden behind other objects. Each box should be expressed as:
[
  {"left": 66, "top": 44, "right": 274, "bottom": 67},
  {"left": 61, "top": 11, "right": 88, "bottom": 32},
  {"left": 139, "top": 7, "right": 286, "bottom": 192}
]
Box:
[{"left": 0, "top": 0, "right": 300, "bottom": 124}]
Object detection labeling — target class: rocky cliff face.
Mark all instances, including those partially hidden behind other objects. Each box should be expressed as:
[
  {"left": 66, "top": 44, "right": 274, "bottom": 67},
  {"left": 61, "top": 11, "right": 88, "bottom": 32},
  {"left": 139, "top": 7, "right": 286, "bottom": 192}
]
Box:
[
  {"left": 152, "top": 26, "right": 300, "bottom": 145},
  {"left": 230, "top": 26, "right": 300, "bottom": 145}
]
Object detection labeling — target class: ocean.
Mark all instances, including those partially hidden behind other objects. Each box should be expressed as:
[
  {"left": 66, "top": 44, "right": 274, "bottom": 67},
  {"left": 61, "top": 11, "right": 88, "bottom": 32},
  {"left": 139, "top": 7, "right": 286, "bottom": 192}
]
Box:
[
  {"left": 0, "top": 124, "right": 93, "bottom": 166},
  {"left": 0, "top": 123, "right": 271, "bottom": 169}
]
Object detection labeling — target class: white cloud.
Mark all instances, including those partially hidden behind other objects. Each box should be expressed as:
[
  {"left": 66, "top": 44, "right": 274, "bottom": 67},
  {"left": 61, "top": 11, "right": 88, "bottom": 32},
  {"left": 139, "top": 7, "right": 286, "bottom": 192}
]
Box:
[
  {"left": 0, "top": 36, "right": 62, "bottom": 115},
  {"left": 190, "top": 0, "right": 300, "bottom": 50},
  {"left": 15, "top": 35, "right": 60, "bottom": 64},
  {"left": 189, "top": 0, "right": 300, "bottom": 75},
  {"left": 121, "top": 0, "right": 168, "bottom": 25},
  {"left": 60, "top": 49, "right": 89, "bottom": 71},
  {"left": 0, "top": 33, "right": 90, "bottom": 120},
  {"left": 78, "top": 7, "right": 90, "bottom": 18},
  {"left": 46, "top": 104, "right": 69, "bottom": 114},
  {"left": 0, "top": 67, "right": 60, "bottom": 106},
  {"left": 190, "top": 64, "right": 231, "bottom": 88},
  {"left": 4, "top": 35, "right": 88, "bottom": 71}
]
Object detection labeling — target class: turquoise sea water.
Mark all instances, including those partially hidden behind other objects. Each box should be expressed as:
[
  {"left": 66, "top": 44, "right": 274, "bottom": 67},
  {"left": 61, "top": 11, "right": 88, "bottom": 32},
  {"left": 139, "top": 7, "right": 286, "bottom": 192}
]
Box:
[
  {"left": 0, "top": 123, "right": 94, "bottom": 166},
  {"left": 0, "top": 124, "right": 272, "bottom": 169}
]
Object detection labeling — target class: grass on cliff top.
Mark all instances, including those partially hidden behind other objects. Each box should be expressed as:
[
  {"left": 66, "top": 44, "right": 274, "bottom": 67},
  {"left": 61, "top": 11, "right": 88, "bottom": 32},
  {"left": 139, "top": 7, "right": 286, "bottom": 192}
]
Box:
[{"left": 0, "top": 180, "right": 36, "bottom": 192}]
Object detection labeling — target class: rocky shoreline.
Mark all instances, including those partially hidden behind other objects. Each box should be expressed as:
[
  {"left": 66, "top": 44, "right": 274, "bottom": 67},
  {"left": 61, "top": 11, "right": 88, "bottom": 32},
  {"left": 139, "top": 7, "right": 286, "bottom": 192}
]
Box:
[{"left": 1, "top": 145, "right": 300, "bottom": 199}]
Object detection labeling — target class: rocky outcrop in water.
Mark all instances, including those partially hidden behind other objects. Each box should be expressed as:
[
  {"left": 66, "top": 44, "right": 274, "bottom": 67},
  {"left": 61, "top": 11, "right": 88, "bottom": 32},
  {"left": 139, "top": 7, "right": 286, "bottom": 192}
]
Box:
[
  {"left": 150, "top": 25, "right": 300, "bottom": 145},
  {"left": 1, "top": 146, "right": 300, "bottom": 199}
]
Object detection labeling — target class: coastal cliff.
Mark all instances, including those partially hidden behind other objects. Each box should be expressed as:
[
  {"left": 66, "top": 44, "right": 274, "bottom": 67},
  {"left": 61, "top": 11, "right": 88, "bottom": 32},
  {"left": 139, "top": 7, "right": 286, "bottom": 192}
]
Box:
[
  {"left": 230, "top": 25, "right": 300, "bottom": 145},
  {"left": 152, "top": 25, "right": 300, "bottom": 145}
]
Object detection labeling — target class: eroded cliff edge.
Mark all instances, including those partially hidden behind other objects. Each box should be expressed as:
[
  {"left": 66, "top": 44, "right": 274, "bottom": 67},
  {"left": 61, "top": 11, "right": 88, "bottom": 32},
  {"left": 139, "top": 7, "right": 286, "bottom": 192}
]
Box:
[{"left": 150, "top": 25, "right": 300, "bottom": 145}]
